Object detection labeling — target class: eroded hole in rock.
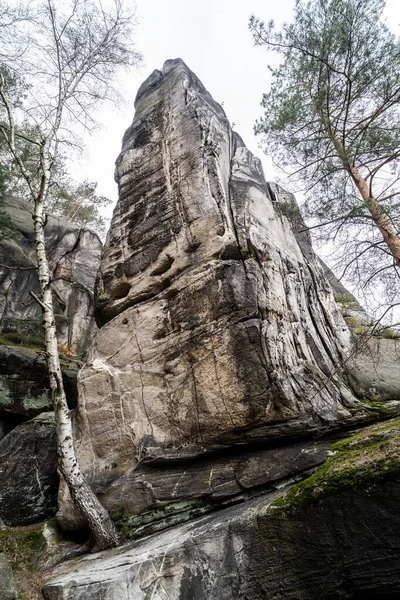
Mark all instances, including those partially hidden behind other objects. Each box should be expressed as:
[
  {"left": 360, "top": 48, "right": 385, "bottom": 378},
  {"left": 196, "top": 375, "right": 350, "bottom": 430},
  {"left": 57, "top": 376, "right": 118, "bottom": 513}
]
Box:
[
  {"left": 185, "top": 241, "right": 201, "bottom": 253},
  {"left": 150, "top": 254, "right": 175, "bottom": 276},
  {"left": 110, "top": 281, "right": 131, "bottom": 300}
]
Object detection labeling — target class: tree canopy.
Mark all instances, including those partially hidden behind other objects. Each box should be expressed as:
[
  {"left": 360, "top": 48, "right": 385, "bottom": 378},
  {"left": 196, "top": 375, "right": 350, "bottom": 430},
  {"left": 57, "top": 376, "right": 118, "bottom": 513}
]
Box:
[
  {"left": 250, "top": 0, "right": 400, "bottom": 314},
  {"left": 0, "top": 4, "right": 130, "bottom": 237}
]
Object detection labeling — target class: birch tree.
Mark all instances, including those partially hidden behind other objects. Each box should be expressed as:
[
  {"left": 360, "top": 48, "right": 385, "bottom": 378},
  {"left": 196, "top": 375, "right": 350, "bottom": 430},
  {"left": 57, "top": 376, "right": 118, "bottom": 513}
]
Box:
[
  {"left": 250, "top": 0, "right": 400, "bottom": 313},
  {"left": 0, "top": 0, "right": 141, "bottom": 551}
]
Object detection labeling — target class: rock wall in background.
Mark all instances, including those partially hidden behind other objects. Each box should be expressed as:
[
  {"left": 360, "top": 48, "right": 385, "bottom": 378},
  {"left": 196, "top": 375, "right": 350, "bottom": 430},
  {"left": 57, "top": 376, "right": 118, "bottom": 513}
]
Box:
[
  {"left": 0, "top": 199, "right": 101, "bottom": 528},
  {"left": 0, "top": 196, "right": 102, "bottom": 357}
]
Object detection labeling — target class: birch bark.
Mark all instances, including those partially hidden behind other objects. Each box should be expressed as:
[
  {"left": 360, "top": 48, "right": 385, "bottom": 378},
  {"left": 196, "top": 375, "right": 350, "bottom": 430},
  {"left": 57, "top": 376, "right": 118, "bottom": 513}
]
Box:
[{"left": 32, "top": 164, "right": 120, "bottom": 551}]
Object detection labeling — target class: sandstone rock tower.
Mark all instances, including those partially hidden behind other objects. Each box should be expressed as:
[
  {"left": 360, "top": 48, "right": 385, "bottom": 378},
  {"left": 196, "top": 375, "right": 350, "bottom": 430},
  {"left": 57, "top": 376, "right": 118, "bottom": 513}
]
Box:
[{"left": 58, "top": 58, "right": 366, "bottom": 528}]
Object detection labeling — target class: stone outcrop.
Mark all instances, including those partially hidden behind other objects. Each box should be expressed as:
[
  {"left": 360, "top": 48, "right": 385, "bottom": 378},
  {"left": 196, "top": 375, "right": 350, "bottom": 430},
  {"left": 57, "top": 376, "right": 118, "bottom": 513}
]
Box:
[
  {"left": 0, "top": 345, "right": 82, "bottom": 527},
  {"left": 0, "top": 345, "right": 80, "bottom": 422},
  {"left": 44, "top": 418, "right": 400, "bottom": 599},
  {"left": 0, "top": 198, "right": 99, "bottom": 529},
  {"left": 0, "top": 412, "right": 58, "bottom": 526},
  {"left": 0, "top": 196, "right": 102, "bottom": 357},
  {"left": 57, "top": 58, "right": 400, "bottom": 530},
  {"left": 0, "top": 553, "right": 17, "bottom": 600},
  {"left": 44, "top": 488, "right": 400, "bottom": 599},
  {"left": 347, "top": 337, "right": 400, "bottom": 402}
]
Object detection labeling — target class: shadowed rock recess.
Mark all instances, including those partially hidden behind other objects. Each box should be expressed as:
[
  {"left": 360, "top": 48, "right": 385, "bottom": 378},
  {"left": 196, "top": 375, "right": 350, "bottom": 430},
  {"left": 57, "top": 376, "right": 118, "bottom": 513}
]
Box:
[{"left": 45, "top": 59, "right": 400, "bottom": 600}]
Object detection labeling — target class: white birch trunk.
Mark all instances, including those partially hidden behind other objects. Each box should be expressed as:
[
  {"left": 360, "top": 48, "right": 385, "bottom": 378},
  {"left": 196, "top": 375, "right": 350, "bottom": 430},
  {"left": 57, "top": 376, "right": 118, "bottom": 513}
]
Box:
[{"left": 33, "top": 179, "right": 120, "bottom": 552}]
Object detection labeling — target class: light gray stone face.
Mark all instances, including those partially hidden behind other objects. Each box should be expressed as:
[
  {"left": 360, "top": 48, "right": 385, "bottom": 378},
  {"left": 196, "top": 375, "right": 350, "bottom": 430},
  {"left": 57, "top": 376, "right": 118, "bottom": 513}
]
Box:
[
  {"left": 347, "top": 337, "right": 400, "bottom": 401},
  {"left": 0, "top": 197, "right": 102, "bottom": 356},
  {"left": 44, "top": 479, "right": 400, "bottom": 600},
  {"left": 0, "top": 554, "right": 17, "bottom": 600},
  {"left": 57, "top": 59, "right": 398, "bottom": 529}
]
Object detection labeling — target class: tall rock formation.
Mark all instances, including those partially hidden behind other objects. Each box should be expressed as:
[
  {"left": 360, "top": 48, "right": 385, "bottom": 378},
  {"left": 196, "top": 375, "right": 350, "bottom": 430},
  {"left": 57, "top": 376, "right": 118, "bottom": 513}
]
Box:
[{"left": 58, "top": 58, "right": 395, "bottom": 529}]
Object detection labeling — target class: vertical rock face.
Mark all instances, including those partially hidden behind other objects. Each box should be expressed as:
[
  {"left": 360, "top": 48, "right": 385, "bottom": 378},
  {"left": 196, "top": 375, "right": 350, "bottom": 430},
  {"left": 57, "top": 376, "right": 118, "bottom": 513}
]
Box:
[
  {"left": 0, "top": 197, "right": 102, "bottom": 356},
  {"left": 0, "top": 413, "right": 58, "bottom": 526},
  {"left": 59, "top": 58, "right": 368, "bottom": 528}
]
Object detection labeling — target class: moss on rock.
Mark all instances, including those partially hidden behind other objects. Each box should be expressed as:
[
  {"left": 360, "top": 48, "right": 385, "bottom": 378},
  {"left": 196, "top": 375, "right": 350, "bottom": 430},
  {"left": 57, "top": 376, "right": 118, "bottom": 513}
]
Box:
[
  {"left": 0, "top": 524, "right": 45, "bottom": 600},
  {"left": 110, "top": 497, "right": 217, "bottom": 540},
  {"left": 270, "top": 417, "right": 400, "bottom": 512}
]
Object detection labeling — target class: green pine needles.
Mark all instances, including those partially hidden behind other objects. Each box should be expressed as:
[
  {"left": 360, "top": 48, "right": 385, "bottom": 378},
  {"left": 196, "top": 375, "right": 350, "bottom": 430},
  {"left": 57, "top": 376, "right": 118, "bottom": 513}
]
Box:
[{"left": 250, "top": 0, "right": 400, "bottom": 312}]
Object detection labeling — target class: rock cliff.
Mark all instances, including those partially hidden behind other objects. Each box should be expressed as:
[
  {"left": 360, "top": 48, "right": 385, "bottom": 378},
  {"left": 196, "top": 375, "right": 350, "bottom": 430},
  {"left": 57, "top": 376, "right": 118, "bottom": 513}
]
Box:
[
  {"left": 0, "top": 196, "right": 102, "bottom": 356},
  {"left": 0, "top": 199, "right": 102, "bottom": 528},
  {"left": 57, "top": 58, "right": 400, "bottom": 531},
  {"left": 0, "top": 346, "right": 82, "bottom": 527},
  {"left": 45, "top": 419, "right": 400, "bottom": 599}
]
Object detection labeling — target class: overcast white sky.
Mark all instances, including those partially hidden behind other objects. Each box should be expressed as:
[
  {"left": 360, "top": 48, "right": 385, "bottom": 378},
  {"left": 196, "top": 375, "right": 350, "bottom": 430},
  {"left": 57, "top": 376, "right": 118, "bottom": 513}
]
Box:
[{"left": 77, "top": 0, "right": 400, "bottom": 208}]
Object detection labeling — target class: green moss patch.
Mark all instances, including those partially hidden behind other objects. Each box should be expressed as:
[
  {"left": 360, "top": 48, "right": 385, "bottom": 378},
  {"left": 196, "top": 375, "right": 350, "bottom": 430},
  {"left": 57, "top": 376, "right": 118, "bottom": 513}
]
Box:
[
  {"left": 270, "top": 417, "right": 400, "bottom": 512},
  {"left": 110, "top": 497, "right": 216, "bottom": 540},
  {"left": 360, "top": 400, "right": 399, "bottom": 417},
  {"left": 0, "top": 524, "right": 46, "bottom": 600},
  {"left": 0, "top": 526, "right": 44, "bottom": 571},
  {"left": 334, "top": 292, "right": 359, "bottom": 312},
  {"left": 0, "top": 332, "right": 45, "bottom": 351}
]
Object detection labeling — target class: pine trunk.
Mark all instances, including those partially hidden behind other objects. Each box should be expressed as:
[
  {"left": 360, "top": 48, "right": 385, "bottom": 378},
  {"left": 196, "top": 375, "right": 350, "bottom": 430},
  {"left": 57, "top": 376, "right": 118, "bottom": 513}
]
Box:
[
  {"left": 348, "top": 164, "right": 400, "bottom": 267},
  {"left": 32, "top": 187, "right": 120, "bottom": 552}
]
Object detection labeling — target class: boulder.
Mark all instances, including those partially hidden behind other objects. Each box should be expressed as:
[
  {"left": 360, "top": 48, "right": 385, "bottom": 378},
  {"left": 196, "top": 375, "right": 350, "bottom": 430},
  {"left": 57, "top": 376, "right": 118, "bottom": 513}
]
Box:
[
  {"left": 0, "top": 346, "right": 81, "bottom": 527},
  {"left": 43, "top": 419, "right": 400, "bottom": 599},
  {"left": 0, "top": 412, "right": 58, "bottom": 526},
  {"left": 0, "top": 344, "right": 80, "bottom": 419},
  {"left": 0, "top": 196, "right": 102, "bottom": 357},
  {"left": 0, "top": 553, "right": 17, "bottom": 600},
  {"left": 57, "top": 58, "right": 400, "bottom": 529},
  {"left": 347, "top": 337, "right": 400, "bottom": 402}
]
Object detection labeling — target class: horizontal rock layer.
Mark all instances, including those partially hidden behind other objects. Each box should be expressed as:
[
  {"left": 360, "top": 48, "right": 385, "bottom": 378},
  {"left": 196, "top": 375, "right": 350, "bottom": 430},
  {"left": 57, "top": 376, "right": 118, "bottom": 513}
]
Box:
[{"left": 45, "top": 476, "right": 400, "bottom": 599}]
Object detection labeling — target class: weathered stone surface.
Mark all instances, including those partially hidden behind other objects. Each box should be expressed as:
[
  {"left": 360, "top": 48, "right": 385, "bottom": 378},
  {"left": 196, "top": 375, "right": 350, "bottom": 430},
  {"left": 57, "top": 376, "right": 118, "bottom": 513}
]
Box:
[
  {"left": 0, "top": 553, "right": 17, "bottom": 600},
  {"left": 0, "top": 197, "right": 102, "bottom": 356},
  {"left": 0, "top": 345, "right": 80, "bottom": 418},
  {"left": 347, "top": 337, "right": 400, "bottom": 402},
  {"left": 0, "top": 413, "right": 58, "bottom": 526},
  {"left": 44, "top": 479, "right": 400, "bottom": 599},
  {"left": 0, "top": 346, "right": 80, "bottom": 526},
  {"left": 88, "top": 436, "right": 337, "bottom": 538},
  {"left": 45, "top": 420, "right": 400, "bottom": 598},
  {"left": 58, "top": 58, "right": 400, "bottom": 529}
]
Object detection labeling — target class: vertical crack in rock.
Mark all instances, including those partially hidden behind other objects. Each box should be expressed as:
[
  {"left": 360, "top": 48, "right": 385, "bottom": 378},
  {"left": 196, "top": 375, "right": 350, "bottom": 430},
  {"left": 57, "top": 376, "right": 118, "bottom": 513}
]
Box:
[
  {"left": 57, "top": 58, "right": 380, "bottom": 531},
  {"left": 130, "top": 313, "right": 154, "bottom": 439}
]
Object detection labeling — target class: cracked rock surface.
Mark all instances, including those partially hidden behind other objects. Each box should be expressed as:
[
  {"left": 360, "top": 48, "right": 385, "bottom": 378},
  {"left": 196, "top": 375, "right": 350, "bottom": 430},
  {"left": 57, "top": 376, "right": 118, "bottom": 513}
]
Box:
[
  {"left": 44, "top": 478, "right": 400, "bottom": 600},
  {"left": 58, "top": 58, "right": 394, "bottom": 529},
  {"left": 0, "top": 412, "right": 58, "bottom": 526},
  {"left": 0, "top": 197, "right": 102, "bottom": 356}
]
